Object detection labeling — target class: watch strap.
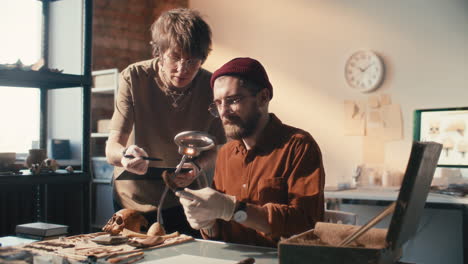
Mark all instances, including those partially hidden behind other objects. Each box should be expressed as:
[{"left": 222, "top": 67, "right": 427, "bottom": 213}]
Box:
[{"left": 236, "top": 201, "right": 247, "bottom": 212}]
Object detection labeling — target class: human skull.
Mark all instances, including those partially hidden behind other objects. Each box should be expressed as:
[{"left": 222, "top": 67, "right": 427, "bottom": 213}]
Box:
[
  {"left": 429, "top": 120, "right": 440, "bottom": 135},
  {"left": 102, "top": 209, "right": 148, "bottom": 235}
]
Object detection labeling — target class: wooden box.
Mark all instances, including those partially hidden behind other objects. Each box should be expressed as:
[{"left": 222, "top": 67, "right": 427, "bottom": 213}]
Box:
[{"left": 279, "top": 142, "right": 442, "bottom": 264}]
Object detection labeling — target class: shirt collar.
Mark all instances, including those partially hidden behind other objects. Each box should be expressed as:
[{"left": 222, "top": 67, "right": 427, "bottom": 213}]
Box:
[
  {"left": 232, "top": 113, "right": 283, "bottom": 154},
  {"left": 252, "top": 113, "right": 283, "bottom": 152}
]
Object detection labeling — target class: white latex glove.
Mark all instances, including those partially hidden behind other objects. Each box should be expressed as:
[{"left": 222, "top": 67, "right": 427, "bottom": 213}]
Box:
[
  {"left": 121, "top": 145, "right": 149, "bottom": 175},
  {"left": 176, "top": 187, "right": 236, "bottom": 229},
  {"left": 185, "top": 217, "right": 215, "bottom": 230}
]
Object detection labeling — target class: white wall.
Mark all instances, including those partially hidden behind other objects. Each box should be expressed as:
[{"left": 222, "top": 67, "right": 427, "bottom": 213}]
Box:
[{"left": 190, "top": 0, "right": 468, "bottom": 186}]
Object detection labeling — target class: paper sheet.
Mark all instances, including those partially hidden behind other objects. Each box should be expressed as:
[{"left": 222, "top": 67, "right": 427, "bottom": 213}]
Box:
[
  {"left": 141, "top": 254, "right": 237, "bottom": 264},
  {"left": 368, "top": 96, "right": 380, "bottom": 109},
  {"left": 381, "top": 104, "right": 403, "bottom": 141},
  {"left": 344, "top": 100, "right": 366, "bottom": 136},
  {"left": 380, "top": 94, "right": 392, "bottom": 105},
  {"left": 367, "top": 110, "right": 383, "bottom": 129},
  {"left": 363, "top": 127, "right": 385, "bottom": 164}
]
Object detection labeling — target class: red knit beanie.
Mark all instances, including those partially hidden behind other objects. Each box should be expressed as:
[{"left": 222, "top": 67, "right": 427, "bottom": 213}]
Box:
[{"left": 210, "top": 57, "right": 273, "bottom": 99}]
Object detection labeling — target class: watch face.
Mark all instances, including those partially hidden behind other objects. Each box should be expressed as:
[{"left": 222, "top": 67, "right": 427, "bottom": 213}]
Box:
[
  {"left": 345, "top": 51, "right": 384, "bottom": 93},
  {"left": 233, "top": 210, "right": 247, "bottom": 223}
]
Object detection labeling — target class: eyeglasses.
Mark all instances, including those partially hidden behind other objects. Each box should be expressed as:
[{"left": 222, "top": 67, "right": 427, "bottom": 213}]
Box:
[
  {"left": 208, "top": 94, "right": 253, "bottom": 118},
  {"left": 164, "top": 54, "right": 201, "bottom": 70}
]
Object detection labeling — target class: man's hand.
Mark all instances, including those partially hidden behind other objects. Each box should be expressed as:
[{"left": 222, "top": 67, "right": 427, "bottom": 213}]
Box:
[
  {"left": 176, "top": 187, "right": 236, "bottom": 230},
  {"left": 121, "top": 145, "right": 149, "bottom": 175}
]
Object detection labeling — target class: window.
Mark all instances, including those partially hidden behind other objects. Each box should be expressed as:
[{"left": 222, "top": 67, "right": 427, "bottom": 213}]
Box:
[{"left": 0, "top": 0, "right": 42, "bottom": 156}]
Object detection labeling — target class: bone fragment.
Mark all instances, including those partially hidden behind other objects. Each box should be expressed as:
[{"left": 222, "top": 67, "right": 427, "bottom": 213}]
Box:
[
  {"left": 160, "top": 231, "right": 179, "bottom": 239},
  {"left": 108, "top": 252, "right": 144, "bottom": 263},
  {"left": 122, "top": 228, "right": 148, "bottom": 238},
  {"left": 147, "top": 222, "right": 166, "bottom": 236},
  {"left": 124, "top": 255, "right": 144, "bottom": 264},
  {"left": 127, "top": 236, "right": 164, "bottom": 248}
]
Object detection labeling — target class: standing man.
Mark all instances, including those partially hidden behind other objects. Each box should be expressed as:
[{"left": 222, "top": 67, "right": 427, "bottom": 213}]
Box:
[
  {"left": 105, "top": 8, "right": 225, "bottom": 237},
  {"left": 177, "top": 57, "right": 325, "bottom": 247}
]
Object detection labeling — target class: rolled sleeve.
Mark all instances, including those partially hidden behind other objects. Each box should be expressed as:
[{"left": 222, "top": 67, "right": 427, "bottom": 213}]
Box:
[{"left": 109, "top": 71, "right": 134, "bottom": 133}]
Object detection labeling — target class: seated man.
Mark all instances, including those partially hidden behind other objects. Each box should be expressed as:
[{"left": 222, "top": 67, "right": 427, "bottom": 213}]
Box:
[{"left": 176, "top": 57, "right": 325, "bottom": 247}]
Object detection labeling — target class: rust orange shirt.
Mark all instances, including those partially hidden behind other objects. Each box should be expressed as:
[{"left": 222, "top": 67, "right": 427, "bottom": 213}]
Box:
[{"left": 205, "top": 114, "right": 325, "bottom": 247}]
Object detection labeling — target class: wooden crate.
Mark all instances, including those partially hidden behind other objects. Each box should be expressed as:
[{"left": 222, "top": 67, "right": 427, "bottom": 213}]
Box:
[
  {"left": 279, "top": 142, "right": 442, "bottom": 264},
  {"left": 279, "top": 225, "right": 399, "bottom": 264}
]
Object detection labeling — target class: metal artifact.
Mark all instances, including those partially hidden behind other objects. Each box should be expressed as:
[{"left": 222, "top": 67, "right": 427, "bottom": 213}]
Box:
[{"left": 157, "top": 131, "right": 216, "bottom": 225}]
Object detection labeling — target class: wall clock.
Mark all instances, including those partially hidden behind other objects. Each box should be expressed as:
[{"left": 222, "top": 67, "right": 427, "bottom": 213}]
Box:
[{"left": 344, "top": 50, "right": 384, "bottom": 93}]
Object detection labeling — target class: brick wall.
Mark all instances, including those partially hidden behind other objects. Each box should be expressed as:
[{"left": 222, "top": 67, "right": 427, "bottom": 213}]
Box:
[{"left": 92, "top": 0, "right": 188, "bottom": 72}]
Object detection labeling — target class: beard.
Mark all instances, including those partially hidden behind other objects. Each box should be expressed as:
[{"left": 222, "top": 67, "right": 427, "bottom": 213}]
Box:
[{"left": 222, "top": 107, "right": 261, "bottom": 140}]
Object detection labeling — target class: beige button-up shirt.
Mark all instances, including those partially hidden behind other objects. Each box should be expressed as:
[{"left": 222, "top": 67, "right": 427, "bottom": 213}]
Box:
[{"left": 110, "top": 58, "right": 225, "bottom": 213}]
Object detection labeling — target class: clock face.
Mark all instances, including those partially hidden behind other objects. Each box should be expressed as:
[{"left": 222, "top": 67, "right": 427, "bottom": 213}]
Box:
[{"left": 345, "top": 51, "right": 384, "bottom": 93}]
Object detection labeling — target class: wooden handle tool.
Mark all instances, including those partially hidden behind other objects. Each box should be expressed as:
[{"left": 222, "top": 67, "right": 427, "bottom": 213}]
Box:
[{"left": 338, "top": 202, "right": 396, "bottom": 247}]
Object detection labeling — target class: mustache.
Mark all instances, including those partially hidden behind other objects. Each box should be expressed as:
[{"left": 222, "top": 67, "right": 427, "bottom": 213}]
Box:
[{"left": 222, "top": 115, "right": 242, "bottom": 125}]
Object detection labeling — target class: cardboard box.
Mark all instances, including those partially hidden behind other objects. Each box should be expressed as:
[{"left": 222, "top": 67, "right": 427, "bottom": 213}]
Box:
[
  {"left": 97, "top": 119, "right": 111, "bottom": 133},
  {"left": 279, "top": 142, "right": 442, "bottom": 264},
  {"left": 92, "top": 69, "right": 118, "bottom": 90}
]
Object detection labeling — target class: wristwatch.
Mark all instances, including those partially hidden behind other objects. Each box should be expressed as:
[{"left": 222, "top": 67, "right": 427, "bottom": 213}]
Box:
[{"left": 232, "top": 201, "right": 247, "bottom": 223}]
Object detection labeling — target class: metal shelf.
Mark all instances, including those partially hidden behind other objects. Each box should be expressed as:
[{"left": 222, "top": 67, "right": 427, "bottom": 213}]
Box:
[
  {"left": 0, "top": 69, "right": 91, "bottom": 89},
  {"left": 0, "top": 0, "right": 93, "bottom": 236},
  {"left": 0, "top": 170, "right": 88, "bottom": 185},
  {"left": 91, "top": 132, "right": 110, "bottom": 138},
  {"left": 92, "top": 178, "right": 112, "bottom": 184},
  {"left": 91, "top": 87, "right": 114, "bottom": 94}
]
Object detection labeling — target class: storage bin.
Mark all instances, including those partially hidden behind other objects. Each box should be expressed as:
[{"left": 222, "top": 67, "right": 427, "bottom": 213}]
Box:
[{"left": 92, "top": 157, "right": 113, "bottom": 179}]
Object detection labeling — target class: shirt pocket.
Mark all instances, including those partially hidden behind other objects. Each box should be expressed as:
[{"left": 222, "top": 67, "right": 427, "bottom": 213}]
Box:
[{"left": 257, "top": 177, "right": 288, "bottom": 204}]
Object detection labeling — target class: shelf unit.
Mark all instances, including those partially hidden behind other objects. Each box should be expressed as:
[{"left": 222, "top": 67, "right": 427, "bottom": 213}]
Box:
[
  {"left": 90, "top": 69, "right": 118, "bottom": 231},
  {"left": 90, "top": 68, "right": 118, "bottom": 173},
  {"left": 0, "top": 0, "right": 93, "bottom": 236}
]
